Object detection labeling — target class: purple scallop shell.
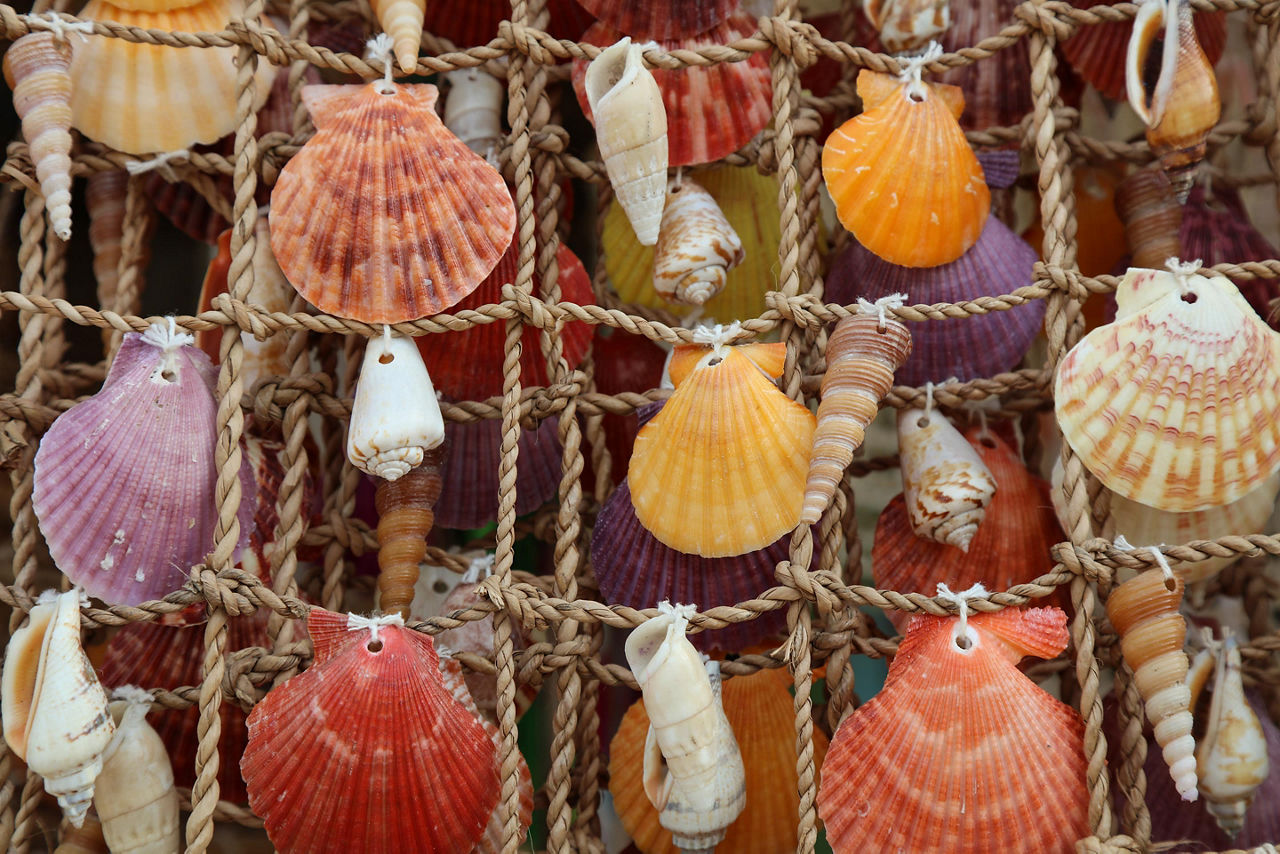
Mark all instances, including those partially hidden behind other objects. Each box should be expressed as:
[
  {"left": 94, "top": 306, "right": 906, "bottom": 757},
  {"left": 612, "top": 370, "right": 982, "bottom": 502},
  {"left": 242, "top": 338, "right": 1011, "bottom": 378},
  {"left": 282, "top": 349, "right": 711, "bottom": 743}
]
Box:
[
  {"left": 938, "top": 0, "right": 1032, "bottom": 131},
  {"left": 826, "top": 213, "right": 1045, "bottom": 387},
  {"left": 32, "top": 326, "right": 255, "bottom": 606},
  {"left": 1181, "top": 184, "right": 1280, "bottom": 329},
  {"left": 976, "top": 150, "right": 1020, "bottom": 190},
  {"left": 435, "top": 415, "right": 562, "bottom": 530}
]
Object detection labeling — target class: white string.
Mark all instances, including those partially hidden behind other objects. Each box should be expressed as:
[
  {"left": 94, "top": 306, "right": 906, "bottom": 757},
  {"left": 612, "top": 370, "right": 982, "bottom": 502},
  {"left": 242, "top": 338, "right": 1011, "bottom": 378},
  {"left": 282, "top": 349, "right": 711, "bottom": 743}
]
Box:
[
  {"left": 125, "top": 150, "right": 191, "bottom": 183},
  {"left": 690, "top": 321, "right": 743, "bottom": 357},
  {"left": 462, "top": 552, "right": 495, "bottom": 584},
  {"left": 141, "top": 316, "right": 194, "bottom": 352},
  {"left": 924, "top": 382, "right": 935, "bottom": 420},
  {"left": 898, "top": 42, "right": 943, "bottom": 100},
  {"left": 935, "top": 582, "right": 988, "bottom": 648},
  {"left": 110, "top": 685, "right": 154, "bottom": 707},
  {"left": 381, "top": 324, "right": 394, "bottom": 349},
  {"left": 38, "top": 12, "right": 94, "bottom": 42},
  {"left": 673, "top": 166, "right": 683, "bottom": 191},
  {"left": 346, "top": 612, "right": 405, "bottom": 645},
  {"left": 1165, "top": 257, "right": 1202, "bottom": 295},
  {"left": 1114, "top": 534, "right": 1176, "bottom": 584},
  {"left": 657, "top": 599, "right": 697, "bottom": 635},
  {"left": 856, "top": 293, "right": 907, "bottom": 331},
  {"left": 366, "top": 34, "right": 396, "bottom": 94},
  {"left": 34, "top": 588, "right": 90, "bottom": 609}
]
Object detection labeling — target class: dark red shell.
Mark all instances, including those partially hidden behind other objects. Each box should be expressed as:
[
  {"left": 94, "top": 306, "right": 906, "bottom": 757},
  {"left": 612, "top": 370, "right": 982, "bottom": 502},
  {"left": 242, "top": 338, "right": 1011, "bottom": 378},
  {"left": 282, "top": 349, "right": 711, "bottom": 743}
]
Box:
[
  {"left": 421, "top": 0, "right": 595, "bottom": 46},
  {"left": 582, "top": 329, "right": 667, "bottom": 492},
  {"left": 572, "top": 0, "right": 739, "bottom": 40}
]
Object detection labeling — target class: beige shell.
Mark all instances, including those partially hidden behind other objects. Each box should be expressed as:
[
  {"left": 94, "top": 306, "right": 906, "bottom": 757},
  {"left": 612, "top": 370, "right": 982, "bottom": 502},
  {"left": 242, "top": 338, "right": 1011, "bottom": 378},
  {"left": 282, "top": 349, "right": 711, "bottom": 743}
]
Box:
[
  {"left": 347, "top": 333, "right": 446, "bottom": 481},
  {"left": 95, "top": 689, "right": 180, "bottom": 854},
  {"left": 86, "top": 171, "right": 129, "bottom": 316},
  {"left": 1056, "top": 267, "right": 1280, "bottom": 512},
  {"left": 444, "top": 68, "right": 504, "bottom": 159},
  {"left": 652, "top": 178, "right": 744, "bottom": 306},
  {"left": 370, "top": 0, "right": 423, "bottom": 72},
  {"left": 864, "top": 0, "right": 951, "bottom": 54},
  {"left": 896, "top": 407, "right": 996, "bottom": 552},
  {"left": 1, "top": 591, "right": 116, "bottom": 827},
  {"left": 625, "top": 607, "right": 746, "bottom": 851},
  {"left": 4, "top": 32, "right": 73, "bottom": 241},
  {"left": 585, "top": 38, "right": 669, "bottom": 246}
]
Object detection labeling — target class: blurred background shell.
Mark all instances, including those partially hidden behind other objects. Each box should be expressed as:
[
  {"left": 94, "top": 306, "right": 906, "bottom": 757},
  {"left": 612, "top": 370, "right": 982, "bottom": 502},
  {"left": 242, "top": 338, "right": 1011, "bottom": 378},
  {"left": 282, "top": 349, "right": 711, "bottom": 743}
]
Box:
[
  {"left": 581, "top": 330, "right": 667, "bottom": 493},
  {"left": 435, "top": 415, "right": 562, "bottom": 531},
  {"left": 420, "top": 0, "right": 593, "bottom": 46},
  {"left": 937, "top": 0, "right": 1032, "bottom": 131},
  {"left": 572, "top": 0, "right": 739, "bottom": 40}
]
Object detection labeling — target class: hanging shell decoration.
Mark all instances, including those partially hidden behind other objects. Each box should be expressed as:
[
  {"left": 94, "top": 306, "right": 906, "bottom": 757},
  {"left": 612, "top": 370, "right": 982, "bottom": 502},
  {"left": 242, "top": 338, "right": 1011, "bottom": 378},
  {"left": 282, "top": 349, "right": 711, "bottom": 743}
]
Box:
[
  {"left": 864, "top": 0, "right": 951, "bottom": 55},
  {"left": 653, "top": 178, "right": 745, "bottom": 306},
  {"left": 624, "top": 604, "right": 746, "bottom": 852},
  {"left": 2, "top": 590, "right": 115, "bottom": 828},
  {"left": 443, "top": 68, "right": 504, "bottom": 158},
  {"left": 375, "top": 448, "right": 445, "bottom": 620},
  {"left": 1125, "top": 0, "right": 1220, "bottom": 202},
  {"left": 94, "top": 687, "right": 180, "bottom": 854},
  {"left": 86, "top": 170, "right": 130, "bottom": 315},
  {"left": 1115, "top": 167, "right": 1183, "bottom": 270},
  {"left": 369, "top": 0, "right": 423, "bottom": 72},
  {"left": 347, "top": 331, "right": 445, "bottom": 481},
  {"left": 896, "top": 407, "right": 997, "bottom": 552},
  {"left": 4, "top": 32, "right": 74, "bottom": 241}
]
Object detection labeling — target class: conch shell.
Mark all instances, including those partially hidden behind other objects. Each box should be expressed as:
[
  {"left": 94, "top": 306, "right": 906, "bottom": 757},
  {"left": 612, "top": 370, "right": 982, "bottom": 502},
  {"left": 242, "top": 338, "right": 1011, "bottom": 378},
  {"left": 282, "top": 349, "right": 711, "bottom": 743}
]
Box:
[
  {"left": 653, "top": 178, "right": 744, "bottom": 306},
  {"left": 625, "top": 604, "right": 746, "bottom": 852},
  {"left": 864, "top": 0, "right": 951, "bottom": 54},
  {"left": 4, "top": 32, "right": 73, "bottom": 241},
  {"left": 444, "top": 68, "right": 504, "bottom": 158},
  {"left": 896, "top": 407, "right": 997, "bottom": 552},
  {"left": 584, "top": 38, "right": 668, "bottom": 246},
  {"left": 370, "top": 0, "right": 423, "bottom": 72},
  {"left": 2, "top": 590, "right": 115, "bottom": 827},
  {"left": 346, "top": 331, "right": 445, "bottom": 481},
  {"left": 94, "top": 687, "right": 180, "bottom": 854}
]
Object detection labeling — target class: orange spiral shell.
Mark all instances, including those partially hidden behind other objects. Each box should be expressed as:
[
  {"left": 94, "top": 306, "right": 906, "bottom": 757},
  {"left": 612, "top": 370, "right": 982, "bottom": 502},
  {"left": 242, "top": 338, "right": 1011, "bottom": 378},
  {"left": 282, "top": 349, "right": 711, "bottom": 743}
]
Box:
[
  {"left": 375, "top": 447, "right": 444, "bottom": 619},
  {"left": 1115, "top": 168, "right": 1183, "bottom": 271},
  {"left": 802, "top": 314, "right": 912, "bottom": 524}
]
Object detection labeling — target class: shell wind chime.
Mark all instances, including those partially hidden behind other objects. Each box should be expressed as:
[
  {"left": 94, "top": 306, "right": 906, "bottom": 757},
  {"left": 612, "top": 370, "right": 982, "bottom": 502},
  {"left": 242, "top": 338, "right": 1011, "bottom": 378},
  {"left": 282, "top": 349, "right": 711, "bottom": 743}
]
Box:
[
  {"left": 653, "top": 177, "right": 745, "bottom": 306},
  {"left": 4, "top": 32, "right": 74, "bottom": 241}
]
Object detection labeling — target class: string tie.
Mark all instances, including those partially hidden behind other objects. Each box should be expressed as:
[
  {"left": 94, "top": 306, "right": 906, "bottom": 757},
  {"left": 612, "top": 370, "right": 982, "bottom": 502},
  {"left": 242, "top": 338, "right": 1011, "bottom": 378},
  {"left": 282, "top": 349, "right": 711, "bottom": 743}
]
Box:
[
  {"left": 346, "top": 612, "right": 405, "bottom": 645},
  {"left": 935, "top": 582, "right": 988, "bottom": 649},
  {"left": 856, "top": 293, "right": 907, "bottom": 331}
]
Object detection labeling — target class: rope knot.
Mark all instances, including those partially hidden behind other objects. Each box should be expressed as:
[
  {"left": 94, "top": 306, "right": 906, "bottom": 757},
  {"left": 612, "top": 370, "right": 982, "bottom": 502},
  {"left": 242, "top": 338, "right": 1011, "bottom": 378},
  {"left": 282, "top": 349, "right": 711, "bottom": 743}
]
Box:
[
  {"left": 365, "top": 34, "right": 396, "bottom": 93},
  {"left": 38, "top": 11, "right": 94, "bottom": 43},
  {"left": 935, "top": 582, "right": 989, "bottom": 648},
  {"left": 126, "top": 150, "right": 191, "bottom": 183},
  {"left": 690, "top": 321, "right": 745, "bottom": 357},
  {"left": 897, "top": 42, "right": 942, "bottom": 100},
  {"left": 856, "top": 293, "right": 908, "bottom": 331},
  {"left": 656, "top": 600, "right": 697, "bottom": 634},
  {"left": 1113, "top": 534, "right": 1176, "bottom": 584},
  {"left": 1165, "top": 257, "right": 1202, "bottom": 295},
  {"left": 461, "top": 552, "right": 496, "bottom": 584},
  {"left": 346, "top": 611, "right": 404, "bottom": 645}
]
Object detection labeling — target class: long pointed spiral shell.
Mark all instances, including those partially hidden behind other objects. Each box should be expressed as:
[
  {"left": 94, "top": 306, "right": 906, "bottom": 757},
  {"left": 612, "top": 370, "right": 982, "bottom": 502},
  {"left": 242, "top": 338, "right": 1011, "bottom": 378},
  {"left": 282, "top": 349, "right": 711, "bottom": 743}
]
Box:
[
  {"left": 896, "top": 408, "right": 996, "bottom": 552},
  {"left": 653, "top": 178, "right": 744, "bottom": 306},
  {"left": 1116, "top": 167, "right": 1183, "bottom": 270},
  {"left": 375, "top": 449, "right": 445, "bottom": 619},
  {"left": 444, "top": 68, "right": 504, "bottom": 158},
  {"left": 95, "top": 692, "right": 180, "bottom": 854},
  {"left": 1106, "top": 568, "right": 1197, "bottom": 800},
  {"left": 370, "top": 0, "right": 423, "bottom": 72},
  {"left": 585, "top": 38, "right": 668, "bottom": 246},
  {"left": 803, "top": 314, "right": 912, "bottom": 525},
  {"left": 347, "top": 333, "right": 446, "bottom": 481},
  {"left": 86, "top": 171, "right": 129, "bottom": 316},
  {"left": 4, "top": 33, "right": 74, "bottom": 241}
]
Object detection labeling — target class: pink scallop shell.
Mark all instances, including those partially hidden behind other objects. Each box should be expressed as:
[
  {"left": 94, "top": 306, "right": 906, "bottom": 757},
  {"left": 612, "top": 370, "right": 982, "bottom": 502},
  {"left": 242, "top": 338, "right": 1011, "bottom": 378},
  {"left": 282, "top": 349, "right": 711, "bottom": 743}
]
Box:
[{"left": 435, "top": 414, "right": 562, "bottom": 530}]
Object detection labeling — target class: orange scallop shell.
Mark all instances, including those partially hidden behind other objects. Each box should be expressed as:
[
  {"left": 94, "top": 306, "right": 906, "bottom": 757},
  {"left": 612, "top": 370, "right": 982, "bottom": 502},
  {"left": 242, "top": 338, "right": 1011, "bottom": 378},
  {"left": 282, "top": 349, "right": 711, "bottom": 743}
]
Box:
[{"left": 270, "top": 83, "right": 516, "bottom": 324}]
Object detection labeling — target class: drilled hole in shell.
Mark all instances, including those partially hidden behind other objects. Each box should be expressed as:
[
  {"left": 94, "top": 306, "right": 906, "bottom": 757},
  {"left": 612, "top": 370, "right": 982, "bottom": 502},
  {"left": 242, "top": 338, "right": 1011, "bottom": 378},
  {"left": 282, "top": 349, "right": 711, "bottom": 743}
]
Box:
[
  {"left": 379, "top": 352, "right": 395, "bottom": 364},
  {"left": 979, "top": 437, "right": 997, "bottom": 448},
  {"left": 916, "top": 416, "right": 931, "bottom": 429},
  {"left": 954, "top": 634, "right": 972, "bottom": 650},
  {"left": 367, "top": 639, "right": 384, "bottom": 652},
  {"left": 159, "top": 368, "right": 176, "bottom": 382},
  {"left": 433, "top": 580, "right": 450, "bottom": 594},
  {"left": 1181, "top": 291, "right": 1198, "bottom": 304},
  {"left": 707, "top": 356, "right": 723, "bottom": 366}
]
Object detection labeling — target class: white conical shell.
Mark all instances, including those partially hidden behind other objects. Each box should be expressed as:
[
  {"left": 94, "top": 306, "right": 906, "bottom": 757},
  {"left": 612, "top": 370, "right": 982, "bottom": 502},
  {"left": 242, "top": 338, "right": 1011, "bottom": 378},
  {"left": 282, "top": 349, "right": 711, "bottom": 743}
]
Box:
[
  {"left": 444, "top": 68, "right": 504, "bottom": 159},
  {"left": 897, "top": 408, "right": 997, "bottom": 552},
  {"left": 585, "top": 38, "right": 668, "bottom": 246},
  {"left": 652, "top": 178, "right": 744, "bottom": 306},
  {"left": 4, "top": 32, "right": 74, "bottom": 241},
  {"left": 1, "top": 591, "right": 115, "bottom": 828},
  {"left": 370, "top": 0, "right": 423, "bottom": 72},
  {"left": 95, "top": 689, "right": 180, "bottom": 854},
  {"left": 346, "top": 332, "right": 445, "bottom": 481},
  {"left": 1196, "top": 636, "right": 1270, "bottom": 838}
]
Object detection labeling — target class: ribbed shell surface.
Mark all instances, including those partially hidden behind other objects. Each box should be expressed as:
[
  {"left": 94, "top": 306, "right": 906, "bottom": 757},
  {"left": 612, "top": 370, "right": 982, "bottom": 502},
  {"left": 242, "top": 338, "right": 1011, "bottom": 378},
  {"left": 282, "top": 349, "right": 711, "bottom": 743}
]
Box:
[
  {"left": 573, "top": 0, "right": 739, "bottom": 40},
  {"left": 435, "top": 414, "right": 562, "bottom": 530}
]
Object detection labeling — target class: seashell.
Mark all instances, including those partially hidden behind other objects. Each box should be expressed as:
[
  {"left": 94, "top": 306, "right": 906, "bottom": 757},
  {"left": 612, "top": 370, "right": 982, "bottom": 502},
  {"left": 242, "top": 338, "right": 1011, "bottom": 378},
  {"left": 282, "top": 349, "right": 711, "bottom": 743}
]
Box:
[
  {"left": 55, "top": 815, "right": 108, "bottom": 854},
  {"left": 584, "top": 328, "right": 667, "bottom": 492},
  {"left": 1126, "top": 0, "right": 1220, "bottom": 202},
  {"left": 590, "top": 476, "right": 791, "bottom": 652},
  {"left": 652, "top": 178, "right": 744, "bottom": 306},
  {"left": 2, "top": 591, "right": 115, "bottom": 828},
  {"left": 370, "top": 0, "right": 424, "bottom": 71},
  {"left": 70, "top": 0, "right": 274, "bottom": 154},
  {"left": 1106, "top": 567, "right": 1198, "bottom": 800},
  {"left": 416, "top": 242, "right": 594, "bottom": 399},
  {"left": 420, "top": 0, "right": 595, "bottom": 46},
  {"left": 1115, "top": 167, "right": 1183, "bottom": 270},
  {"left": 822, "top": 69, "right": 990, "bottom": 268},
  {"left": 936, "top": 0, "right": 1033, "bottom": 130},
  {"left": 876, "top": 428, "right": 1066, "bottom": 632},
  {"left": 435, "top": 415, "right": 561, "bottom": 531},
  {"left": 375, "top": 447, "right": 445, "bottom": 619},
  {"left": 241, "top": 608, "right": 500, "bottom": 852},
  {"left": 573, "top": 0, "right": 739, "bottom": 40},
  {"left": 94, "top": 689, "right": 180, "bottom": 854},
  {"left": 86, "top": 170, "right": 129, "bottom": 311},
  {"left": 443, "top": 68, "right": 504, "bottom": 158},
  {"left": 1180, "top": 183, "right": 1280, "bottom": 330},
  {"left": 803, "top": 314, "right": 912, "bottom": 526},
  {"left": 270, "top": 82, "right": 516, "bottom": 323},
  {"left": 624, "top": 606, "right": 746, "bottom": 851},
  {"left": 581, "top": 38, "right": 668, "bottom": 245},
  {"left": 574, "top": 16, "right": 773, "bottom": 169},
  {"left": 864, "top": 0, "right": 951, "bottom": 54},
  {"left": 4, "top": 33, "right": 74, "bottom": 241},
  {"left": 817, "top": 607, "right": 1089, "bottom": 852},
  {"left": 1055, "top": 266, "right": 1280, "bottom": 512},
  {"left": 609, "top": 666, "right": 829, "bottom": 854},
  {"left": 32, "top": 322, "right": 255, "bottom": 606},
  {"left": 602, "top": 165, "right": 786, "bottom": 322},
  {"left": 347, "top": 332, "right": 445, "bottom": 481},
  {"left": 1024, "top": 165, "right": 1129, "bottom": 290},
  {"left": 826, "top": 214, "right": 1043, "bottom": 387},
  {"left": 628, "top": 343, "right": 816, "bottom": 557},
  {"left": 237, "top": 428, "right": 325, "bottom": 580},
  {"left": 896, "top": 408, "right": 996, "bottom": 552}
]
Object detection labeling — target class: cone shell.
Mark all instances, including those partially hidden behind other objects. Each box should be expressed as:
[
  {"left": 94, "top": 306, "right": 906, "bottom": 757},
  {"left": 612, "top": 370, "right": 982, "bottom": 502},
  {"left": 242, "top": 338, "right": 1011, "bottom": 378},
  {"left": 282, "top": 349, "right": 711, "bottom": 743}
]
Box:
[
  {"left": 822, "top": 69, "right": 989, "bottom": 268},
  {"left": 4, "top": 32, "right": 74, "bottom": 241},
  {"left": 574, "top": 0, "right": 739, "bottom": 40},
  {"left": 270, "top": 83, "right": 516, "bottom": 323},
  {"left": 652, "top": 178, "right": 744, "bottom": 306},
  {"left": 874, "top": 428, "right": 1065, "bottom": 632},
  {"left": 610, "top": 667, "right": 829, "bottom": 854},
  {"left": 435, "top": 414, "right": 562, "bottom": 530},
  {"left": 1106, "top": 567, "right": 1198, "bottom": 800},
  {"left": 936, "top": 0, "right": 1033, "bottom": 129},
  {"left": 1055, "top": 267, "right": 1280, "bottom": 512},
  {"left": 864, "top": 0, "right": 951, "bottom": 54},
  {"left": 32, "top": 325, "right": 255, "bottom": 606},
  {"left": 241, "top": 608, "right": 499, "bottom": 853},
  {"left": 804, "top": 315, "right": 912, "bottom": 525},
  {"left": 628, "top": 343, "right": 816, "bottom": 557},
  {"left": 69, "top": 0, "right": 274, "bottom": 154},
  {"left": 87, "top": 171, "right": 129, "bottom": 310},
  {"left": 1180, "top": 183, "right": 1280, "bottom": 330},
  {"left": 347, "top": 332, "right": 445, "bottom": 481},
  {"left": 95, "top": 694, "right": 180, "bottom": 854},
  {"left": 897, "top": 408, "right": 996, "bottom": 552},
  {"left": 371, "top": 0, "right": 424, "bottom": 72},
  {"left": 573, "top": 16, "right": 773, "bottom": 168},
  {"left": 417, "top": 242, "right": 594, "bottom": 399},
  {"left": 591, "top": 477, "right": 790, "bottom": 652}
]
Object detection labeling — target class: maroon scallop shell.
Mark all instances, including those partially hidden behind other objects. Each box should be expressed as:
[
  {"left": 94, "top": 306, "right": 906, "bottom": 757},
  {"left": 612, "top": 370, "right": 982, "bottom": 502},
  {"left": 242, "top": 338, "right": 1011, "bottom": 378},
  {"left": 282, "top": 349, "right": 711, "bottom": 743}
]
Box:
[
  {"left": 421, "top": 0, "right": 595, "bottom": 47},
  {"left": 1181, "top": 183, "right": 1280, "bottom": 329},
  {"left": 572, "top": 0, "right": 739, "bottom": 40},
  {"left": 583, "top": 328, "right": 667, "bottom": 493},
  {"left": 435, "top": 414, "right": 563, "bottom": 531},
  {"left": 937, "top": 0, "right": 1032, "bottom": 131}
]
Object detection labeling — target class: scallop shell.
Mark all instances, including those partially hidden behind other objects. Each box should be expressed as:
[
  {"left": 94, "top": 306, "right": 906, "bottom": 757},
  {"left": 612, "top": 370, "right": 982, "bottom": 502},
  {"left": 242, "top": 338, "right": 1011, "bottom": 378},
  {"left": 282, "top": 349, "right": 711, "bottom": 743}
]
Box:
[
  {"left": 371, "top": 0, "right": 424, "bottom": 71},
  {"left": 2, "top": 591, "right": 116, "bottom": 828},
  {"left": 573, "top": 0, "right": 738, "bottom": 40},
  {"left": 241, "top": 608, "right": 500, "bottom": 852},
  {"left": 652, "top": 178, "right": 744, "bottom": 306},
  {"left": 822, "top": 69, "right": 989, "bottom": 268},
  {"left": 416, "top": 242, "right": 594, "bottom": 399},
  {"left": 573, "top": 15, "right": 773, "bottom": 168},
  {"left": 897, "top": 408, "right": 997, "bottom": 552},
  {"left": 628, "top": 343, "right": 816, "bottom": 557},
  {"left": 864, "top": 0, "right": 950, "bottom": 54},
  {"left": 874, "top": 428, "right": 1065, "bottom": 632},
  {"left": 32, "top": 323, "right": 255, "bottom": 606},
  {"left": 826, "top": 214, "right": 1043, "bottom": 386},
  {"left": 584, "top": 329, "right": 667, "bottom": 492},
  {"left": 95, "top": 691, "right": 180, "bottom": 854},
  {"left": 1055, "top": 267, "right": 1280, "bottom": 512},
  {"left": 816, "top": 607, "right": 1089, "bottom": 853},
  {"left": 936, "top": 0, "right": 1033, "bottom": 129},
  {"left": 435, "top": 414, "right": 562, "bottom": 530},
  {"left": 590, "top": 476, "right": 790, "bottom": 652},
  {"left": 270, "top": 82, "right": 516, "bottom": 324},
  {"left": 347, "top": 332, "right": 445, "bottom": 481},
  {"left": 609, "top": 667, "right": 829, "bottom": 854},
  {"left": 4, "top": 32, "right": 74, "bottom": 241},
  {"left": 69, "top": 0, "right": 274, "bottom": 154}
]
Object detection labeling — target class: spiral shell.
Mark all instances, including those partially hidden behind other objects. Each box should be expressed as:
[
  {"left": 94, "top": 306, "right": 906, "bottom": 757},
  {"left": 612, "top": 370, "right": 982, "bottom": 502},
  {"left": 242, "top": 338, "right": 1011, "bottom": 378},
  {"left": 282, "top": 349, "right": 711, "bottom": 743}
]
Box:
[
  {"left": 864, "top": 0, "right": 950, "bottom": 54},
  {"left": 370, "top": 0, "right": 423, "bottom": 71},
  {"left": 347, "top": 333, "right": 445, "bottom": 481},
  {"left": 803, "top": 314, "right": 913, "bottom": 525},
  {"left": 94, "top": 690, "right": 180, "bottom": 854},
  {"left": 1115, "top": 167, "right": 1183, "bottom": 270},
  {"left": 584, "top": 38, "right": 668, "bottom": 245},
  {"left": 653, "top": 178, "right": 744, "bottom": 306},
  {"left": 1106, "top": 567, "right": 1197, "bottom": 800},
  {"left": 55, "top": 815, "right": 108, "bottom": 854},
  {"left": 4, "top": 32, "right": 73, "bottom": 241},
  {"left": 897, "top": 408, "right": 997, "bottom": 552},
  {"left": 444, "top": 68, "right": 504, "bottom": 158},
  {"left": 86, "top": 171, "right": 129, "bottom": 316},
  {"left": 376, "top": 448, "right": 445, "bottom": 619}
]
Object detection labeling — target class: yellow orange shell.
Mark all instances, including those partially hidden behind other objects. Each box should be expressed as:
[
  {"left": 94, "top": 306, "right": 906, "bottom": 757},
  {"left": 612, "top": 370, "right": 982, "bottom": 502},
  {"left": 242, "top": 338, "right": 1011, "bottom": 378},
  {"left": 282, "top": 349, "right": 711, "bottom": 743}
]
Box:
[
  {"left": 822, "top": 69, "right": 988, "bottom": 268},
  {"left": 270, "top": 83, "right": 515, "bottom": 324},
  {"left": 628, "top": 343, "right": 815, "bottom": 557}
]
